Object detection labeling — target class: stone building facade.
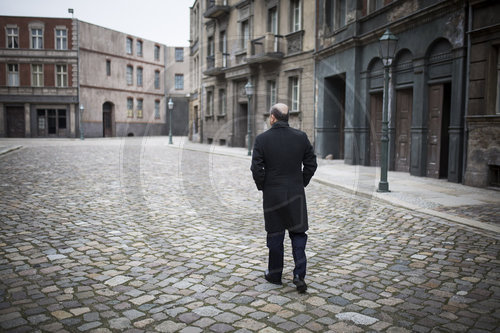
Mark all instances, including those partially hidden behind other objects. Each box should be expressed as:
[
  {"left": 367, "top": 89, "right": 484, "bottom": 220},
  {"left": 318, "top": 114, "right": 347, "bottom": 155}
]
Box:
[
  {"left": 189, "top": 0, "right": 316, "bottom": 147},
  {"left": 463, "top": 0, "right": 500, "bottom": 188},
  {"left": 315, "top": 0, "right": 468, "bottom": 184},
  {"left": 0, "top": 16, "right": 190, "bottom": 139},
  {"left": 0, "top": 16, "right": 78, "bottom": 138}
]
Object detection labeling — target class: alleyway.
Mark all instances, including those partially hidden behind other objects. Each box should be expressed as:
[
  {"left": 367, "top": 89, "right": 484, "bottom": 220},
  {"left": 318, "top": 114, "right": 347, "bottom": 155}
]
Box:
[{"left": 0, "top": 138, "right": 499, "bottom": 332}]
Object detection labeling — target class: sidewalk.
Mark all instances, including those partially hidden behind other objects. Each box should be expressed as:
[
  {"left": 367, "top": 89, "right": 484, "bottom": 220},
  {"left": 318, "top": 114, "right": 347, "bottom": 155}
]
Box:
[{"left": 175, "top": 138, "right": 500, "bottom": 234}]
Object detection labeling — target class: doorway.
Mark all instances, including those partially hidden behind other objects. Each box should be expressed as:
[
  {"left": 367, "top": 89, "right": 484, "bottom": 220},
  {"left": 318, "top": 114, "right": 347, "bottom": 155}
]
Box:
[
  {"left": 234, "top": 103, "right": 248, "bottom": 148},
  {"left": 426, "top": 83, "right": 451, "bottom": 178},
  {"left": 103, "top": 102, "right": 113, "bottom": 137},
  {"left": 6, "top": 106, "right": 25, "bottom": 138},
  {"left": 395, "top": 89, "right": 413, "bottom": 172},
  {"left": 323, "top": 75, "right": 345, "bottom": 159},
  {"left": 369, "top": 93, "right": 383, "bottom": 166}
]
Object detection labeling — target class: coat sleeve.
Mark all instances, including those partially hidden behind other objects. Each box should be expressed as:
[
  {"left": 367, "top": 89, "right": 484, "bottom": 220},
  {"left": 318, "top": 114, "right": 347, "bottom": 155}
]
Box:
[
  {"left": 302, "top": 135, "right": 317, "bottom": 187},
  {"left": 250, "top": 136, "right": 265, "bottom": 191}
]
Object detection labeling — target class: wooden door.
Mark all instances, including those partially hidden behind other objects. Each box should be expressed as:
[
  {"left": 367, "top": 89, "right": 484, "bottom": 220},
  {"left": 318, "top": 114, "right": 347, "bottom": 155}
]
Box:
[
  {"left": 426, "top": 84, "right": 443, "bottom": 178},
  {"left": 6, "top": 107, "right": 25, "bottom": 138},
  {"left": 369, "top": 93, "right": 383, "bottom": 166},
  {"left": 395, "top": 89, "right": 413, "bottom": 172}
]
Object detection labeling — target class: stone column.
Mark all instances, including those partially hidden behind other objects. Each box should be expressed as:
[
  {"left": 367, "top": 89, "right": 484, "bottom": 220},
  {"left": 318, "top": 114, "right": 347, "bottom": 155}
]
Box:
[
  {"left": 24, "top": 103, "right": 31, "bottom": 137},
  {"left": 69, "top": 103, "right": 76, "bottom": 137},
  {"left": 410, "top": 58, "right": 427, "bottom": 177}
]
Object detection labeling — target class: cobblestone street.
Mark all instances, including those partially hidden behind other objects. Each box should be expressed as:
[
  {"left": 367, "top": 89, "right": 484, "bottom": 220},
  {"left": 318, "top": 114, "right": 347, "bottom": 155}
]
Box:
[{"left": 1, "top": 138, "right": 499, "bottom": 333}]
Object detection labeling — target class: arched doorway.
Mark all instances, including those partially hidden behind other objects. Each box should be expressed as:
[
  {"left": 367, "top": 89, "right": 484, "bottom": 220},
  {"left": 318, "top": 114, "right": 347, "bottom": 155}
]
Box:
[
  {"left": 102, "top": 102, "right": 114, "bottom": 137},
  {"left": 367, "top": 58, "right": 384, "bottom": 167},
  {"left": 426, "top": 39, "right": 453, "bottom": 179}
]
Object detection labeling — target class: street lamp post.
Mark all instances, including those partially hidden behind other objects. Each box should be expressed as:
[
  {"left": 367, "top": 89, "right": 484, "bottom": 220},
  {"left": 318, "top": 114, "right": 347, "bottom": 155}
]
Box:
[
  {"left": 245, "top": 80, "right": 254, "bottom": 156},
  {"left": 377, "top": 28, "right": 398, "bottom": 192},
  {"left": 79, "top": 104, "right": 85, "bottom": 140},
  {"left": 168, "top": 98, "right": 174, "bottom": 144}
]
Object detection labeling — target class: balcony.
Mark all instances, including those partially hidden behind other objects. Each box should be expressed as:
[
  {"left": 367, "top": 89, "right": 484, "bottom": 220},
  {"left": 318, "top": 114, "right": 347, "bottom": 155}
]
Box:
[
  {"left": 203, "top": 52, "right": 229, "bottom": 76},
  {"left": 245, "top": 33, "right": 284, "bottom": 64},
  {"left": 285, "top": 30, "right": 304, "bottom": 55},
  {"left": 204, "top": 0, "right": 230, "bottom": 19}
]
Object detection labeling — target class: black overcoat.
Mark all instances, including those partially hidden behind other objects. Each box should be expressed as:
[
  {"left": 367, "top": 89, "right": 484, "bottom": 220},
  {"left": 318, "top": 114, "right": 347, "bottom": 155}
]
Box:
[{"left": 250, "top": 121, "right": 317, "bottom": 233}]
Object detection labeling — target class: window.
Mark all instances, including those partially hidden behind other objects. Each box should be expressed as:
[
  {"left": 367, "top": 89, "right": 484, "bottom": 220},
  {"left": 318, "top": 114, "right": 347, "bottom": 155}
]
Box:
[
  {"left": 7, "top": 27, "right": 19, "bottom": 48},
  {"left": 126, "top": 65, "right": 133, "bottom": 85},
  {"left": 326, "top": 0, "right": 346, "bottom": 31},
  {"left": 175, "top": 74, "right": 184, "bottom": 90},
  {"left": 155, "top": 100, "right": 160, "bottom": 119},
  {"left": 290, "top": 76, "right": 300, "bottom": 112},
  {"left": 154, "top": 45, "right": 160, "bottom": 60},
  {"left": 137, "top": 67, "right": 143, "bottom": 86},
  {"left": 268, "top": 7, "right": 278, "bottom": 34},
  {"left": 106, "top": 60, "right": 111, "bottom": 76},
  {"left": 367, "top": 0, "right": 384, "bottom": 14},
  {"left": 155, "top": 70, "right": 160, "bottom": 89},
  {"left": 31, "top": 28, "right": 43, "bottom": 49},
  {"left": 220, "top": 31, "right": 227, "bottom": 67},
  {"left": 175, "top": 48, "right": 184, "bottom": 62},
  {"left": 268, "top": 80, "right": 277, "bottom": 109},
  {"left": 291, "top": 0, "right": 301, "bottom": 32},
  {"left": 207, "top": 90, "right": 214, "bottom": 116},
  {"left": 7, "top": 64, "right": 19, "bottom": 87},
  {"left": 37, "top": 109, "right": 66, "bottom": 136},
  {"left": 496, "top": 47, "right": 500, "bottom": 115},
  {"left": 32, "top": 64, "right": 43, "bottom": 87},
  {"left": 137, "top": 99, "right": 143, "bottom": 118},
  {"left": 241, "top": 20, "right": 250, "bottom": 49},
  {"left": 126, "top": 37, "right": 133, "bottom": 54},
  {"left": 219, "top": 89, "right": 226, "bottom": 116},
  {"left": 56, "top": 65, "right": 68, "bottom": 87},
  {"left": 137, "top": 40, "right": 143, "bottom": 56},
  {"left": 56, "top": 29, "right": 67, "bottom": 50},
  {"left": 127, "top": 98, "right": 134, "bottom": 117}
]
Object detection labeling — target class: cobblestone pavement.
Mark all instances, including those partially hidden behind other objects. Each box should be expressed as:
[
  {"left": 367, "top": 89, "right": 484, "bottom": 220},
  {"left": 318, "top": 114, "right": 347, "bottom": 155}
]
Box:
[
  {"left": 0, "top": 138, "right": 499, "bottom": 333},
  {"left": 434, "top": 204, "right": 500, "bottom": 226}
]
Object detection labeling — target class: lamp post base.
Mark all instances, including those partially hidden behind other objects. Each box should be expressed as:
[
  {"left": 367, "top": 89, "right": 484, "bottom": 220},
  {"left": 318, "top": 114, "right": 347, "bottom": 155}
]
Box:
[{"left": 377, "top": 181, "right": 390, "bottom": 193}]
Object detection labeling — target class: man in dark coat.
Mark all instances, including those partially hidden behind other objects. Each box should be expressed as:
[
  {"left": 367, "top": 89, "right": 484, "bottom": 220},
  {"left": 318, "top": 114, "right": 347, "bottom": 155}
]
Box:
[{"left": 250, "top": 103, "right": 317, "bottom": 293}]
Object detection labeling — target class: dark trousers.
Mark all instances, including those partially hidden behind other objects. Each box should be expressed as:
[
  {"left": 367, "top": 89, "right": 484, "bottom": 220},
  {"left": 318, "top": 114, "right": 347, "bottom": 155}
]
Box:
[{"left": 266, "top": 231, "right": 307, "bottom": 280}]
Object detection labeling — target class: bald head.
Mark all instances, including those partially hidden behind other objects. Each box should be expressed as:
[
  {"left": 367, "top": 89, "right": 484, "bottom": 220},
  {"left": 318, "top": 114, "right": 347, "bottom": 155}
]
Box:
[{"left": 270, "top": 103, "right": 289, "bottom": 124}]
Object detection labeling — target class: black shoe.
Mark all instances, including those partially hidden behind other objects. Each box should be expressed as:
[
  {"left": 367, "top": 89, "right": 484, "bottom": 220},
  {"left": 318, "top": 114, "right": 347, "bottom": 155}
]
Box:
[
  {"left": 293, "top": 275, "right": 307, "bottom": 293},
  {"left": 264, "top": 270, "right": 282, "bottom": 285}
]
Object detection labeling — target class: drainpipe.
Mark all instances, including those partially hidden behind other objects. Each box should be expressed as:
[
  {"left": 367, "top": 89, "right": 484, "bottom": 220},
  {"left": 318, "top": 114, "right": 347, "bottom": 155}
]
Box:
[
  {"left": 76, "top": 18, "right": 81, "bottom": 139},
  {"left": 313, "top": 0, "right": 318, "bottom": 150},
  {"left": 462, "top": 3, "right": 472, "bottom": 184},
  {"left": 164, "top": 45, "right": 168, "bottom": 136}
]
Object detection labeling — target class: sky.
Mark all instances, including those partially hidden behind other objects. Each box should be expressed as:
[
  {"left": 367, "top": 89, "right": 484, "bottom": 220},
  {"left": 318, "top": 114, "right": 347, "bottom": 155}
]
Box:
[{"left": 1, "top": 0, "right": 194, "bottom": 46}]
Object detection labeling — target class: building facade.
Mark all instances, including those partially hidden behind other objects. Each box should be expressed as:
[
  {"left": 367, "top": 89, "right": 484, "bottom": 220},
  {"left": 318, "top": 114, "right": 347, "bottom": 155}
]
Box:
[
  {"left": 189, "top": 0, "right": 316, "bottom": 147},
  {"left": 0, "top": 16, "right": 78, "bottom": 138},
  {"left": 315, "top": 0, "right": 468, "bottom": 184},
  {"left": 463, "top": 0, "right": 500, "bottom": 188},
  {"left": 166, "top": 46, "right": 190, "bottom": 136},
  {"left": 0, "top": 16, "right": 190, "bottom": 139}
]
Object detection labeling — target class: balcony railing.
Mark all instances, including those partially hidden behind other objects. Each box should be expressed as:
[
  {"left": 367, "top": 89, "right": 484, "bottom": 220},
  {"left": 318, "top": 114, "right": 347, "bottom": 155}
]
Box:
[
  {"left": 204, "top": 52, "right": 229, "bottom": 76},
  {"left": 204, "top": 0, "right": 230, "bottom": 19},
  {"left": 246, "top": 33, "right": 284, "bottom": 64}
]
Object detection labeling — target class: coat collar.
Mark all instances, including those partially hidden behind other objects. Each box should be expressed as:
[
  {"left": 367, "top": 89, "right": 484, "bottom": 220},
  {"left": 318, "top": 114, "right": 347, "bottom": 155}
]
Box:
[{"left": 271, "top": 121, "right": 289, "bottom": 129}]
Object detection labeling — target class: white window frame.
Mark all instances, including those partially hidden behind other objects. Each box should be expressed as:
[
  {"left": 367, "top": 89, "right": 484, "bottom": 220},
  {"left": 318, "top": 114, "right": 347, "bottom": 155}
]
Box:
[
  {"left": 291, "top": 0, "right": 302, "bottom": 32},
  {"left": 175, "top": 48, "right": 184, "bottom": 62},
  {"left": 137, "top": 67, "right": 143, "bottom": 86},
  {"left": 290, "top": 76, "right": 300, "bottom": 112},
  {"left": 137, "top": 40, "right": 143, "bottom": 57},
  {"left": 219, "top": 89, "right": 226, "bottom": 116},
  {"left": 207, "top": 90, "right": 214, "bottom": 116},
  {"left": 127, "top": 98, "right": 134, "bottom": 117},
  {"left": 154, "top": 45, "right": 160, "bottom": 60},
  {"left": 268, "top": 80, "right": 277, "bottom": 109},
  {"left": 241, "top": 20, "right": 250, "bottom": 49},
  {"left": 154, "top": 100, "right": 160, "bottom": 119},
  {"left": 7, "top": 64, "right": 19, "bottom": 87},
  {"left": 154, "top": 70, "right": 160, "bottom": 89},
  {"left": 7, "top": 27, "right": 19, "bottom": 49},
  {"left": 32, "top": 64, "right": 43, "bottom": 87},
  {"left": 175, "top": 74, "right": 184, "bottom": 90},
  {"left": 126, "top": 65, "right": 133, "bottom": 85},
  {"left": 137, "top": 99, "right": 143, "bottom": 118},
  {"left": 31, "top": 28, "right": 43, "bottom": 49},
  {"left": 126, "top": 37, "right": 133, "bottom": 54},
  {"left": 56, "top": 64, "right": 68, "bottom": 87},
  {"left": 55, "top": 28, "right": 68, "bottom": 50}
]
